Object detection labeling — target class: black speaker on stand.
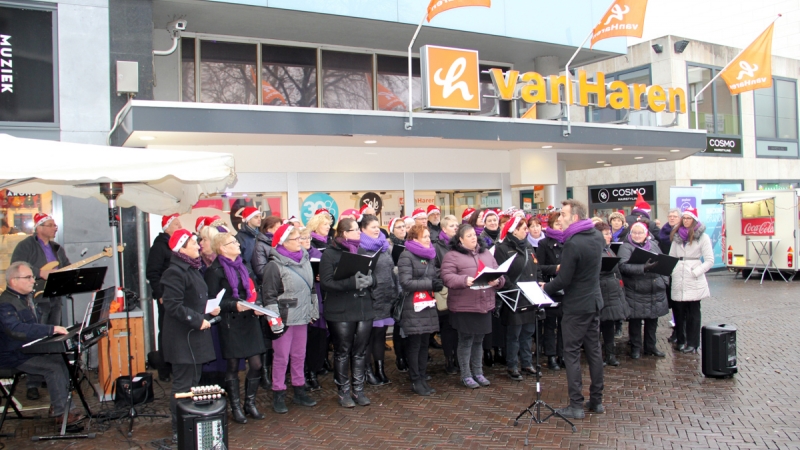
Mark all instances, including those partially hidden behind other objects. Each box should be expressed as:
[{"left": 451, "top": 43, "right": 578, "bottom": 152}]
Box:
[
  {"left": 177, "top": 398, "right": 228, "bottom": 450},
  {"left": 701, "top": 323, "right": 738, "bottom": 378}
]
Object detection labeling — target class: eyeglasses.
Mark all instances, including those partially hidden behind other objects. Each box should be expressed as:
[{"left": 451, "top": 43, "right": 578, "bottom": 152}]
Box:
[
  {"left": 346, "top": 228, "right": 360, "bottom": 233},
  {"left": 298, "top": 236, "right": 311, "bottom": 241},
  {"left": 14, "top": 276, "right": 35, "bottom": 281},
  {"left": 40, "top": 224, "right": 58, "bottom": 228},
  {"left": 223, "top": 240, "right": 240, "bottom": 246},
  {"left": 285, "top": 237, "right": 303, "bottom": 242}
]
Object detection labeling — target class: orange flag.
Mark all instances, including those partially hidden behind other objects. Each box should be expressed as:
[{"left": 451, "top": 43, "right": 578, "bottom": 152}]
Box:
[
  {"left": 720, "top": 22, "right": 776, "bottom": 95},
  {"left": 427, "top": 0, "right": 491, "bottom": 22},
  {"left": 590, "top": 0, "right": 648, "bottom": 48}
]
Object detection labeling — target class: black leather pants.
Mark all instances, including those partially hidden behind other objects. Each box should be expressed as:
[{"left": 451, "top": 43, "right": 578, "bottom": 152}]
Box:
[{"left": 328, "top": 321, "right": 372, "bottom": 391}]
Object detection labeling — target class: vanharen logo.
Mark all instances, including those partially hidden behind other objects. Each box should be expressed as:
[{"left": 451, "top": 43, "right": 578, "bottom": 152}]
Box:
[
  {"left": 736, "top": 61, "right": 758, "bottom": 80},
  {"left": 422, "top": 45, "right": 481, "bottom": 111},
  {"left": 604, "top": 4, "right": 630, "bottom": 24}
]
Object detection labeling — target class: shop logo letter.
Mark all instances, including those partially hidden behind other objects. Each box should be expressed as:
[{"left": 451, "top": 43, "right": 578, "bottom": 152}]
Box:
[
  {"left": 434, "top": 58, "right": 474, "bottom": 101},
  {"left": 736, "top": 61, "right": 758, "bottom": 80}
]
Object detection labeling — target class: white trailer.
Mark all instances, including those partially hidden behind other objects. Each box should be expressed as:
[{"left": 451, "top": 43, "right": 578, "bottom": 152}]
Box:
[{"left": 722, "top": 190, "right": 799, "bottom": 281}]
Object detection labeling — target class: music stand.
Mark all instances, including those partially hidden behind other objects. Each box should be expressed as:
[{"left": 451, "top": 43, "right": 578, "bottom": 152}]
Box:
[{"left": 511, "top": 282, "right": 577, "bottom": 444}]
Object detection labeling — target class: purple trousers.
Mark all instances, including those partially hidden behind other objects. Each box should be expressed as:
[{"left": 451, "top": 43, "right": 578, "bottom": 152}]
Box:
[{"left": 271, "top": 324, "right": 308, "bottom": 391}]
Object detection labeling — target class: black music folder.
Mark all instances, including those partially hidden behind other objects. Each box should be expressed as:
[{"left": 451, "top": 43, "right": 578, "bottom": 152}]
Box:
[
  {"left": 601, "top": 257, "right": 621, "bottom": 272},
  {"left": 41, "top": 267, "right": 107, "bottom": 297},
  {"left": 391, "top": 244, "right": 405, "bottom": 265},
  {"left": 610, "top": 242, "right": 623, "bottom": 254},
  {"left": 472, "top": 254, "right": 516, "bottom": 287},
  {"left": 333, "top": 251, "right": 380, "bottom": 280},
  {"left": 310, "top": 258, "right": 320, "bottom": 279},
  {"left": 628, "top": 247, "right": 679, "bottom": 277}
]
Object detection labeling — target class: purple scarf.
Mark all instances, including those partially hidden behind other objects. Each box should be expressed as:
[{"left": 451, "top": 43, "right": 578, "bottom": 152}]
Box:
[
  {"left": 175, "top": 251, "right": 203, "bottom": 270},
  {"left": 678, "top": 222, "right": 702, "bottom": 243},
  {"left": 336, "top": 237, "right": 360, "bottom": 254},
  {"left": 473, "top": 226, "right": 484, "bottom": 236},
  {"left": 218, "top": 255, "right": 252, "bottom": 299},
  {"left": 659, "top": 223, "right": 674, "bottom": 244},
  {"left": 360, "top": 232, "right": 389, "bottom": 253},
  {"left": 546, "top": 227, "right": 565, "bottom": 244},
  {"left": 307, "top": 246, "right": 323, "bottom": 259},
  {"left": 562, "top": 219, "right": 595, "bottom": 242},
  {"left": 438, "top": 230, "right": 451, "bottom": 245},
  {"left": 626, "top": 226, "right": 653, "bottom": 251},
  {"left": 276, "top": 245, "right": 304, "bottom": 263},
  {"left": 611, "top": 226, "right": 625, "bottom": 242},
  {"left": 527, "top": 231, "right": 545, "bottom": 248},
  {"left": 405, "top": 240, "right": 437, "bottom": 260},
  {"left": 311, "top": 231, "right": 328, "bottom": 244}
]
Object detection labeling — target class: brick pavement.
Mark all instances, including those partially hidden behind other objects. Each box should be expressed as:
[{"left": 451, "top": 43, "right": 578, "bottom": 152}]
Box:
[{"left": 1, "top": 273, "right": 799, "bottom": 449}]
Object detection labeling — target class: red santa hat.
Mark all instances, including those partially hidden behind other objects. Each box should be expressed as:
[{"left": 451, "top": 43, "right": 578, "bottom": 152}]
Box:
[
  {"left": 411, "top": 208, "right": 427, "bottom": 219},
  {"left": 168, "top": 229, "right": 196, "bottom": 252},
  {"left": 682, "top": 207, "right": 699, "bottom": 222},
  {"left": 34, "top": 213, "right": 54, "bottom": 229},
  {"left": 462, "top": 208, "right": 476, "bottom": 222},
  {"left": 479, "top": 209, "right": 499, "bottom": 223},
  {"left": 358, "top": 204, "right": 370, "bottom": 215},
  {"left": 272, "top": 223, "right": 294, "bottom": 248},
  {"left": 633, "top": 192, "right": 651, "bottom": 213},
  {"left": 161, "top": 213, "right": 179, "bottom": 232},
  {"left": 388, "top": 217, "right": 403, "bottom": 232},
  {"left": 195, "top": 216, "right": 210, "bottom": 232},
  {"left": 499, "top": 216, "right": 523, "bottom": 243},
  {"left": 427, "top": 204, "right": 441, "bottom": 216},
  {"left": 241, "top": 207, "right": 261, "bottom": 223},
  {"left": 339, "top": 209, "right": 359, "bottom": 220},
  {"left": 314, "top": 208, "right": 330, "bottom": 216},
  {"left": 283, "top": 215, "right": 300, "bottom": 225}
]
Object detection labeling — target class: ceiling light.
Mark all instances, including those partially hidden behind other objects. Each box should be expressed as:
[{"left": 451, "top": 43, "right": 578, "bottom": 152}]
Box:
[
  {"left": 612, "top": 147, "right": 622, "bottom": 151},
  {"left": 596, "top": 161, "right": 605, "bottom": 164},
  {"left": 364, "top": 140, "right": 377, "bottom": 144},
  {"left": 658, "top": 158, "right": 667, "bottom": 161},
  {"left": 542, "top": 145, "right": 553, "bottom": 149},
  {"left": 670, "top": 149, "right": 681, "bottom": 153},
  {"left": 140, "top": 136, "right": 155, "bottom": 141},
  {"left": 604, "top": 164, "right": 612, "bottom": 167},
  {"left": 634, "top": 156, "right": 644, "bottom": 160}
]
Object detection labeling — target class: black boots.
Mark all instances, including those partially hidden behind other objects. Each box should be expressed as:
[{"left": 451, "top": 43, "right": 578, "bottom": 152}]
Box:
[
  {"left": 445, "top": 355, "right": 459, "bottom": 375},
  {"left": 305, "top": 369, "right": 321, "bottom": 391},
  {"left": 395, "top": 356, "right": 408, "bottom": 372},
  {"left": 547, "top": 356, "right": 561, "bottom": 370},
  {"left": 604, "top": 343, "right": 619, "bottom": 366},
  {"left": 365, "top": 363, "right": 383, "bottom": 386},
  {"left": 375, "top": 360, "right": 391, "bottom": 384},
  {"left": 411, "top": 380, "right": 430, "bottom": 396},
  {"left": 273, "top": 390, "right": 288, "bottom": 414},
  {"left": 259, "top": 350, "right": 273, "bottom": 390},
  {"left": 493, "top": 347, "right": 506, "bottom": 365},
  {"left": 243, "top": 377, "right": 264, "bottom": 420},
  {"left": 483, "top": 349, "right": 494, "bottom": 367},
  {"left": 351, "top": 386, "right": 370, "bottom": 406},
  {"left": 293, "top": 385, "right": 317, "bottom": 407},
  {"left": 224, "top": 378, "right": 247, "bottom": 424}
]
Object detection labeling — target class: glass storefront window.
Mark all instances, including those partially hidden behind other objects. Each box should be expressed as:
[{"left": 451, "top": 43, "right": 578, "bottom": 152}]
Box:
[
  {"left": 261, "top": 44, "right": 317, "bottom": 107},
  {"left": 321, "top": 51, "right": 373, "bottom": 110},
  {"left": 0, "top": 189, "right": 53, "bottom": 290},
  {"left": 688, "top": 65, "right": 740, "bottom": 136},
  {"left": 376, "top": 55, "right": 420, "bottom": 112},
  {"left": 200, "top": 41, "right": 258, "bottom": 105},
  {"left": 181, "top": 38, "right": 195, "bottom": 102},
  {"left": 776, "top": 79, "right": 798, "bottom": 140}
]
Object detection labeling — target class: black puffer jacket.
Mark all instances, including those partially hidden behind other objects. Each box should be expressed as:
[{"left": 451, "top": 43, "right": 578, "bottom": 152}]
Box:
[
  {"left": 536, "top": 235, "right": 563, "bottom": 316},
  {"left": 145, "top": 232, "right": 172, "bottom": 300},
  {"left": 368, "top": 249, "right": 399, "bottom": 320},
  {"left": 495, "top": 235, "right": 541, "bottom": 326},
  {"left": 617, "top": 241, "right": 669, "bottom": 319},
  {"left": 251, "top": 232, "right": 273, "bottom": 285},
  {"left": 397, "top": 250, "right": 440, "bottom": 335},
  {"left": 599, "top": 247, "right": 629, "bottom": 322},
  {"left": 319, "top": 239, "right": 376, "bottom": 323}
]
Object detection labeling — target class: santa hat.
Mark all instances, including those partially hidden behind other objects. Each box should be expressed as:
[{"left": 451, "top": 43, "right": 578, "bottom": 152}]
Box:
[
  {"left": 499, "top": 216, "right": 522, "bottom": 243},
  {"left": 682, "top": 207, "right": 699, "bottom": 222},
  {"left": 411, "top": 208, "right": 427, "bottom": 220},
  {"left": 339, "top": 209, "right": 359, "bottom": 220},
  {"left": 195, "top": 216, "right": 209, "bottom": 232},
  {"left": 358, "top": 204, "right": 370, "bottom": 215},
  {"left": 479, "top": 209, "right": 499, "bottom": 223},
  {"left": 161, "top": 213, "right": 179, "bottom": 231},
  {"left": 34, "top": 213, "right": 54, "bottom": 229},
  {"left": 462, "top": 208, "right": 476, "bottom": 222},
  {"left": 283, "top": 215, "right": 300, "bottom": 225},
  {"left": 630, "top": 221, "right": 649, "bottom": 235},
  {"left": 169, "top": 229, "right": 196, "bottom": 252},
  {"left": 388, "top": 217, "right": 403, "bottom": 232},
  {"left": 633, "top": 193, "right": 651, "bottom": 212},
  {"left": 426, "top": 204, "right": 441, "bottom": 216},
  {"left": 314, "top": 208, "right": 330, "bottom": 216},
  {"left": 241, "top": 207, "right": 261, "bottom": 223},
  {"left": 272, "top": 223, "right": 294, "bottom": 248}
]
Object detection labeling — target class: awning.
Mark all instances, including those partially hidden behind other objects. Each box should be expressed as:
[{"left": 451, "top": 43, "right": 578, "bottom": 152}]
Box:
[
  {"left": 0, "top": 134, "right": 236, "bottom": 214},
  {"left": 720, "top": 194, "right": 776, "bottom": 204}
]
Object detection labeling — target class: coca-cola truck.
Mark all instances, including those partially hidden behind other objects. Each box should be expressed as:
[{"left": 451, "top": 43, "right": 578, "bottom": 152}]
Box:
[{"left": 722, "top": 190, "right": 799, "bottom": 278}]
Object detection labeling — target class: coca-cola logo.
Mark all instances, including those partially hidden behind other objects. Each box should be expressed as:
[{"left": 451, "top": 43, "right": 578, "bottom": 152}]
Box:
[{"left": 742, "top": 218, "right": 775, "bottom": 236}]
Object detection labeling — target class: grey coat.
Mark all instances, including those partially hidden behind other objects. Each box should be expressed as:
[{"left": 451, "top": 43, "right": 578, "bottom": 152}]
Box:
[
  {"left": 397, "top": 250, "right": 440, "bottom": 335},
  {"left": 617, "top": 241, "right": 669, "bottom": 320},
  {"left": 262, "top": 251, "right": 318, "bottom": 326}
]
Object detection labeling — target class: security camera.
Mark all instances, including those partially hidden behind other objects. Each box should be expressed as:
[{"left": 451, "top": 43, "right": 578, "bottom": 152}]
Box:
[{"left": 168, "top": 20, "right": 187, "bottom": 32}]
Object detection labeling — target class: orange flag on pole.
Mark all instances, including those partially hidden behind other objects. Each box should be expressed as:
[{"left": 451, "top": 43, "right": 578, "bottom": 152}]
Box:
[
  {"left": 719, "top": 22, "right": 776, "bottom": 95},
  {"left": 427, "top": 0, "right": 491, "bottom": 22},
  {"left": 590, "top": 0, "right": 648, "bottom": 48}
]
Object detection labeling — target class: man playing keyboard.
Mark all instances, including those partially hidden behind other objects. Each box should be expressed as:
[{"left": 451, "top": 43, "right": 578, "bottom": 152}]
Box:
[{"left": 0, "top": 261, "right": 82, "bottom": 426}]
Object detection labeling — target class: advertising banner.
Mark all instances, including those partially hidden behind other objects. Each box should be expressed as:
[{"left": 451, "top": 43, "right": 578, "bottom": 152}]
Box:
[
  {"left": 741, "top": 217, "right": 775, "bottom": 236},
  {"left": 686, "top": 183, "right": 742, "bottom": 268}
]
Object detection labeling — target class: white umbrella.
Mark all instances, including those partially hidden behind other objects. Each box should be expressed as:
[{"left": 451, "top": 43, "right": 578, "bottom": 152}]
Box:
[{"left": 0, "top": 134, "right": 236, "bottom": 214}]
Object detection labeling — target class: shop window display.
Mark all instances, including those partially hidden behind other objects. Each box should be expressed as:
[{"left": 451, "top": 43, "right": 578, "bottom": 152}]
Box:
[{"left": 0, "top": 189, "right": 53, "bottom": 290}]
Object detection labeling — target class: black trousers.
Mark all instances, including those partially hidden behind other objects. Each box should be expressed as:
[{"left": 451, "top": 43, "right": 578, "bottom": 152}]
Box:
[
  {"left": 305, "top": 326, "right": 328, "bottom": 372},
  {"left": 392, "top": 325, "right": 407, "bottom": 360},
  {"left": 328, "top": 321, "right": 371, "bottom": 390},
  {"left": 629, "top": 318, "right": 658, "bottom": 352},
  {"left": 483, "top": 315, "right": 506, "bottom": 350},
  {"left": 156, "top": 300, "right": 172, "bottom": 377},
  {"left": 561, "top": 313, "right": 604, "bottom": 407},
  {"left": 673, "top": 301, "right": 701, "bottom": 348},
  {"left": 438, "top": 314, "right": 458, "bottom": 359},
  {"left": 405, "top": 333, "right": 430, "bottom": 382},
  {"left": 599, "top": 320, "right": 616, "bottom": 347},
  {"left": 542, "top": 314, "right": 563, "bottom": 358},
  {"left": 170, "top": 363, "right": 202, "bottom": 429}
]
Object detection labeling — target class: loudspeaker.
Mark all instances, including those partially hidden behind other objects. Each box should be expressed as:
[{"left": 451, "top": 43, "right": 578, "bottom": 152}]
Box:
[
  {"left": 177, "top": 398, "right": 228, "bottom": 450},
  {"left": 701, "top": 323, "right": 738, "bottom": 378}
]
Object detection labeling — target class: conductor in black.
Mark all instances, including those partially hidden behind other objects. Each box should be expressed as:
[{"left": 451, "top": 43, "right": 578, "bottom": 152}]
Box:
[{"left": 542, "top": 200, "right": 605, "bottom": 419}]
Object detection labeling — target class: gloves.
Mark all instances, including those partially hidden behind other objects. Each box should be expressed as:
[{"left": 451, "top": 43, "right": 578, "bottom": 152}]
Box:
[
  {"left": 431, "top": 278, "right": 444, "bottom": 293},
  {"left": 354, "top": 272, "right": 373, "bottom": 290},
  {"left": 643, "top": 259, "right": 659, "bottom": 272}
]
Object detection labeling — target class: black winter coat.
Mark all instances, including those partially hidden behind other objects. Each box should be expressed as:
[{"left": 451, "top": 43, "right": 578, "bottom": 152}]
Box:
[
  {"left": 251, "top": 232, "right": 273, "bottom": 285},
  {"left": 495, "top": 235, "right": 542, "bottom": 326},
  {"left": 0, "top": 288, "right": 53, "bottom": 368},
  {"left": 204, "top": 258, "right": 266, "bottom": 359},
  {"left": 536, "top": 236, "right": 563, "bottom": 317},
  {"left": 160, "top": 255, "right": 216, "bottom": 365},
  {"left": 543, "top": 229, "right": 605, "bottom": 316},
  {"left": 145, "top": 233, "right": 172, "bottom": 300},
  {"left": 617, "top": 241, "right": 669, "bottom": 319},
  {"left": 235, "top": 226, "right": 258, "bottom": 269},
  {"left": 319, "top": 239, "right": 376, "bottom": 323},
  {"left": 598, "top": 247, "right": 629, "bottom": 322},
  {"left": 368, "top": 249, "right": 399, "bottom": 320},
  {"left": 397, "top": 251, "right": 440, "bottom": 335}
]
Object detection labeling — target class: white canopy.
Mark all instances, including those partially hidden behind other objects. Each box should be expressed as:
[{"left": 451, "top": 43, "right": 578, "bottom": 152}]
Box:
[{"left": 0, "top": 134, "right": 236, "bottom": 214}]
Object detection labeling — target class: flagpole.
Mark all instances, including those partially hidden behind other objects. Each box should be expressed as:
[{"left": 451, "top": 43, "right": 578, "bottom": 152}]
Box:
[
  {"left": 562, "top": 30, "right": 593, "bottom": 137},
  {"left": 405, "top": 12, "right": 428, "bottom": 131},
  {"left": 692, "top": 14, "right": 781, "bottom": 129}
]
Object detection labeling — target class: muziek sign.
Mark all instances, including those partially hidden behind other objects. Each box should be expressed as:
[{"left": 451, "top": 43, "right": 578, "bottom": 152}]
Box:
[{"left": 487, "top": 68, "right": 686, "bottom": 114}]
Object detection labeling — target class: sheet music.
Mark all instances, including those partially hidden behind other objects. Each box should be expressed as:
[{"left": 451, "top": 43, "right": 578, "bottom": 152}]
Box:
[
  {"left": 238, "top": 301, "right": 280, "bottom": 318},
  {"left": 206, "top": 289, "right": 225, "bottom": 313},
  {"left": 517, "top": 281, "right": 556, "bottom": 306}
]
